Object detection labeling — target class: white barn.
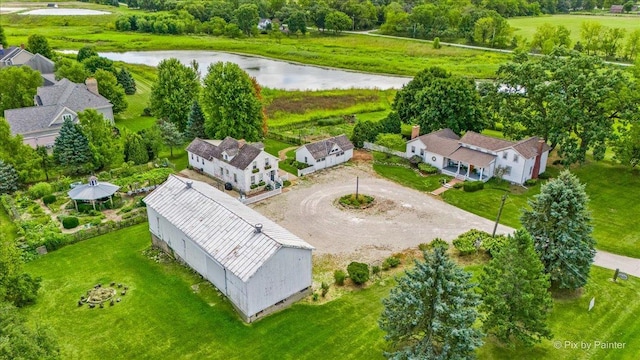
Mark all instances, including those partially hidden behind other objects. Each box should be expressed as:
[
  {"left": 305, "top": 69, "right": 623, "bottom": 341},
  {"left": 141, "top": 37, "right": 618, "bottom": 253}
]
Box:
[
  {"left": 406, "top": 128, "right": 550, "bottom": 185},
  {"left": 295, "top": 135, "right": 354, "bottom": 174},
  {"left": 144, "top": 175, "right": 314, "bottom": 322}
]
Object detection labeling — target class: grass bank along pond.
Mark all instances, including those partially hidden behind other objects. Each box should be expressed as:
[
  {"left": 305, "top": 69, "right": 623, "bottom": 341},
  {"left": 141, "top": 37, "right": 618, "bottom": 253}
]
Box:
[{"left": 98, "top": 50, "right": 410, "bottom": 90}]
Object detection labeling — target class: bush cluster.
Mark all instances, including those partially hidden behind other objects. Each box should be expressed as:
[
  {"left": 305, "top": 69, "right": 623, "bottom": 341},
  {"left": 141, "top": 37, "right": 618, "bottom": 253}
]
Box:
[
  {"left": 28, "top": 182, "right": 53, "bottom": 199},
  {"left": 417, "top": 163, "right": 439, "bottom": 174},
  {"left": 62, "top": 216, "right": 80, "bottom": 229},
  {"left": 339, "top": 194, "right": 374, "bottom": 208},
  {"left": 429, "top": 238, "right": 449, "bottom": 250},
  {"left": 453, "top": 229, "right": 500, "bottom": 256},
  {"left": 42, "top": 194, "right": 57, "bottom": 205},
  {"left": 347, "top": 262, "right": 370, "bottom": 285},
  {"left": 381, "top": 256, "right": 401, "bottom": 270},
  {"left": 538, "top": 172, "right": 550, "bottom": 180},
  {"left": 463, "top": 181, "right": 484, "bottom": 192},
  {"left": 483, "top": 235, "right": 508, "bottom": 257},
  {"left": 524, "top": 178, "right": 538, "bottom": 186},
  {"left": 334, "top": 270, "right": 346, "bottom": 286},
  {"left": 453, "top": 182, "right": 464, "bottom": 189}
]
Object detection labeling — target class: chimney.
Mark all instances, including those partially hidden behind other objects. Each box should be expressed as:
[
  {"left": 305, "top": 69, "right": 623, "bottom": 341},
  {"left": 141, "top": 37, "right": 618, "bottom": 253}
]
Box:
[
  {"left": 411, "top": 125, "right": 420, "bottom": 140},
  {"left": 238, "top": 139, "right": 246, "bottom": 148},
  {"left": 85, "top": 77, "right": 99, "bottom": 96},
  {"left": 20, "top": 43, "right": 25, "bottom": 50},
  {"left": 185, "top": 181, "right": 193, "bottom": 189},
  {"left": 531, "top": 139, "right": 545, "bottom": 179},
  {"left": 254, "top": 223, "right": 263, "bottom": 233}
]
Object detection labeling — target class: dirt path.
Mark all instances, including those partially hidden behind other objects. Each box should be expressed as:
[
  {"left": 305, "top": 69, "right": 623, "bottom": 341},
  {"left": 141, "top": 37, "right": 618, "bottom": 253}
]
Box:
[
  {"left": 251, "top": 163, "right": 512, "bottom": 264},
  {"left": 278, "top": 146, "right": 298, "bottom": 160}
]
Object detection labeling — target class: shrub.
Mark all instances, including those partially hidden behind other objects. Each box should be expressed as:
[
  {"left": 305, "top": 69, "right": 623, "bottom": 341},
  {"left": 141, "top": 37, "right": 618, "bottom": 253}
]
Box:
[
  {"left": 321, "top": 281, "right": 330, "bottom": 297},
  {"left": 417, "top": 163, "right": 439, "bottom": 174},
  {"left": 283, "top": 180, "right": 291, "bottom": 187},
  {"left": 62, "top": 216, "right": 80, "bottom": 229},
  {"left": 524, "top": 178, "right": 537, "bottom": 186},
  {"left": 383, "top": 256, "right": 401, "bottom": 269},
  {"left": 453, "top": 229, "right": 491, "bottom": 256},
  {"left": 42, "top": 194, "right": 57, "bottom": 205},
  {"left": 334, "top": 269, "right": 346, "bottom": 285},
  {"left": 418, "top": 243, "right": 430, "bottom": 251},
  {"left": 347, "top": 262, "right": 370, "bottom": 285},
  {"left": 312, "top": 292, "right": 319, "bottom": 301},
  {"left": 372, "top": 265, "right": 381, "bottom": 275},
  {"left": 463, "top": 181, "right": 484, "bottom": 192},
  {"left": 453, "top": 182, "right": 464, "bottom": 189},
  {"left": 483, "top": 235, "right": 508, "bottom": 257},
  {"left": 28, "top": 182, "right": 53, "bottom": 199},
  {"left": 52, "top": 176, "right": 71, "bottom": 192},
  {"left": 433, "top": 37, "right": 441, "bottom": 49},
  {"left": 339, "top": 194, "right": 374, "bottom": 208},
  {"left": 538, "top": 172, "right": 550, "bottom": 180},
  {"left": 429, "top": 238, "right": 449, "bottom": 250},
  {"left": 317, "top": 117, "right": 344, "bottom": 126}
]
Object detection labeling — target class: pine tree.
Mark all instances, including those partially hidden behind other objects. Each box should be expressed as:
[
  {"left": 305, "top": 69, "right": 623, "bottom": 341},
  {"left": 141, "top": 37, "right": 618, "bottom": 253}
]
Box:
[
  {"left": 521, "top": 170, "right": 595, "bottom": 290},
  {"left": 0, "top": 160, "right": 19, "bottom": 194},
  {"left": 53, "top": 118, "right": 93, "bottom": 173},
  {"left": 480, "top": 229, "right": 553, "bottom": 346},
  {"left": 116, "top": 68, "right": 137, "bottom": 95},
  {"left": 184, "top": 101, "right": 206, "bottom": 140},
  {"left": 379, "top": 247, "right": 483, "bottom": 359}
]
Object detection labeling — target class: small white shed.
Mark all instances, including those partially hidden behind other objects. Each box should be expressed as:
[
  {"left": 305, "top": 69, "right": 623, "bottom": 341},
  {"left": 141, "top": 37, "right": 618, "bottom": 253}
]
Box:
[{"left": 144, "top": 175, "right": 314, "bottom": 322}]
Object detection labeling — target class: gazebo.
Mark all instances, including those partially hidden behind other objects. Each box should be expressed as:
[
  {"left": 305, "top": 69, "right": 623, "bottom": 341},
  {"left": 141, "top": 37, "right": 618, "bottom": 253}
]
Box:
[{"left": 67, "top": 176, "right": 120, "bottom": 211}]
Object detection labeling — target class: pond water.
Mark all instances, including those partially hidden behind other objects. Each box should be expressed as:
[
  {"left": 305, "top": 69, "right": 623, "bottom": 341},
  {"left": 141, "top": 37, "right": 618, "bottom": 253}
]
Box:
[
  {"left": 99, "top": 50, "right": 410, "bottom": 91},
  {"left": 20, "top": 9, "right": 110, "bottom": 16}
]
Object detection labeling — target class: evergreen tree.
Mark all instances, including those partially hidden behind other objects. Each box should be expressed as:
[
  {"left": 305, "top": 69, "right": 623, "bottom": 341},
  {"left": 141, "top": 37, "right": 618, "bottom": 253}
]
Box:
[
  {"left": 479, "top": 229, "right": 553, "bottom": 346},
  {"left": 158, "top": 120, "right": 183, "bottom": 157},
  {"left": 0, "top": 160, "right": 19, "bottom": 194},
  {"left": 53, "top": 118, "right": 93, "bottom": 173},
  {"left": 116, "top": 68, "right": 137, "bottom": 95},
  {"left": 185, "top": 101, "right": 206, "bottom": 140},
  {"left": 380, "top": 111, "right": 402, "bottom": 134},
  {"left": 201, "top": 62, "right": 264, "bottom": 142},
  {"left": 379, "top": 246, "right": 483, "bottom": 359},
  {"left": 123, "top": 132, "right": 149, "bottom": 165},
  {"left": 521, "top": 170, "right": 595, "bottom": 290}
]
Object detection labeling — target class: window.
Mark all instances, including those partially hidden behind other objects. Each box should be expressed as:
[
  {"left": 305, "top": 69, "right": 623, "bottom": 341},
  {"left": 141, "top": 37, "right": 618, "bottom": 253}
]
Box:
[
  {"left": 411, "top": 146, "right": 416, "bottom": 153},
  {"left": 201, "top": 158, "right": 204, "bottom": 165},
  {"left": 502, "top": 152, "right": 508, "bottom": 159},
  {"left": 265, "top": 158, "right": 270, "bottom": 166},
  {"left": 304, "top": 156, "right": 308, "bottom": 163},
  {"left": 251, "top": 175, "right": 255, "bottom": 184},
  {"left": 505, "top": 166, "right": 512, "bottom": 175},
  {"left": 252, "top": 161, "right": 257, "bottom": 169},
  {"left": 233, "top": 173, "right": 237, "bottom": 183},
  {"left": 220, "top": 167, "right": 223, "bottom": 175},
  {"left": 513, "top": 154, "right": 519, "bottom": 162},
  {"left": 226, "top": 169, "right": 229, "bottom": 175},
  {"left": 420, "top": 149, "right": 424, "bottom": 156},
  {"left": 191, "top": 154, "right": 193, "bottom": 160},
  {"left": 317, "top": 159, "right": 322, "bottom": 163}
]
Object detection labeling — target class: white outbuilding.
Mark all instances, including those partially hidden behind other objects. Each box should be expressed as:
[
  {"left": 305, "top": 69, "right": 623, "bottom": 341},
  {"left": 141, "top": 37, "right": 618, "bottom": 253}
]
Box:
[{"left": 144, "top": 175, "right": 314, "bottom": 322}]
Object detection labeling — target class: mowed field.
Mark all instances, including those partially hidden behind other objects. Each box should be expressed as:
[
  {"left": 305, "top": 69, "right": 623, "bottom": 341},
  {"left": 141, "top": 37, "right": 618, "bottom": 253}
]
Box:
[{"left": 509, "top": 15, "right": 640, "bottom": 42}]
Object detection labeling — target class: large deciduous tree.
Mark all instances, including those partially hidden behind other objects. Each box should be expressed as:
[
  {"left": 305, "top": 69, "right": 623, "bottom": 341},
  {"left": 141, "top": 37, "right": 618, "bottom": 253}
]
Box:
[
  {"left": 26, "top": 34, "right": 53, "bottom": 59},
  {"left": 123, "top": 131, "right": 149, "bottom": 165},
  {"left": 201, "top": 62, "right": 264, "bottom": 142},
  {"left": 150, "top": 58, "right": 200, "bottom": 131},
  {"left": 54, "top": 58, "right": 89, "bottom": 83},
  {"left": 325, "top": 10, "right": 352, "bottom": 34},
  {"left": 393, "top": 66, "right": 486, "bottom": 135},
  {"left": 0, "top": 66, "right": 43, "bottom": 113},
  {"left": 82, "top": 55, "right": 116, "bottom": 75},
  {"left": 0, "top": 118, "right": 40, "bottom": 183},
  {"left": 94, "top": 69, "right": 128, "bottom": 114},
  {"left": 480, "top": 229, "right": 553, "bottom": 346},
  {"left": 35, "top": 146, "right": 54, "bottom": 182},
  {"left": 613, "top": 122, "right": 640, "bottom": 168},
  {"left": 76, "top": 45, "right": 99, "bottom": 63},
  {"left": 234, "top": 4, "right": 259, "bottom": 36},
  {"left": 0, "top": 24, "right": 7, "bottom": 48},
  {"left": 521, "top": 170, "right": 595, "bottom": 290},
  {"left": 78, "top": 109, "right": 123, "bottom": 170},
  {"left": 530, "top": 23, "right": 571, "bottom": 54},
  {"left": 53, "top": 118, "right": 93, "bottom": 173},
  {"left": 379, "top": 246, "right": 483, "bottom": 359},
  {"left": 487, "top": 51, "right": 636, "bottom": 165}
]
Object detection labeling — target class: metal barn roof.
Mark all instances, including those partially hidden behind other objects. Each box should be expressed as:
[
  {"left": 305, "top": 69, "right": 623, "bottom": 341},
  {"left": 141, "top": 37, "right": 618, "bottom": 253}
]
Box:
[{"left": 144, "top": 175, "right": 313, "bottom": 282}]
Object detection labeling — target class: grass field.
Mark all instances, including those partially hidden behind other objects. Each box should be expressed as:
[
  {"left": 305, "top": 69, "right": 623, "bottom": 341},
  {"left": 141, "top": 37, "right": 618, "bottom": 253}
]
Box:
[
  {"left": 509, "top": 14, "right": 640, "bottom": 42},
  {"left": 0, "top": 208, "right": 17, "bottom": 242},
  {"left": 0, "top": 3, "right": 511, "bottom": 78},
  {"left": 372, "top": 153, "right": 452, "bottom": 193},
  {"left": 442, "top": 160, "right": 640, "bottom": 258},
  {"left": 20, "top": 223, "right": 640, "bottom": 359}
]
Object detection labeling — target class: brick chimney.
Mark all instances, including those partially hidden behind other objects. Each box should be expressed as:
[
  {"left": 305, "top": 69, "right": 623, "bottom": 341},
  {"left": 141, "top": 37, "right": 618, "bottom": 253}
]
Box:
[
  {"left": 238, "top": 139, "right": 246, "bottom": 148},
  {"left": 531, "top": 139, "right": 545, "bottom": 179},
  {"left": 85, "top": 78, "right": 100, "bottom": 96},
  {"left": 20, "top": 43, "right": 25, "bottom": 49},
  {"left": 411, "top": 125, "right": 420, "bottom": 140}
]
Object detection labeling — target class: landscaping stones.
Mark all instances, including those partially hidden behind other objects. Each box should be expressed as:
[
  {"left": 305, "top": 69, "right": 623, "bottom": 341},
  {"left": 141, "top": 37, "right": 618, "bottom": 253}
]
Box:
[{"left": 77, "top": 281, "right": 129, "bottom": 309}]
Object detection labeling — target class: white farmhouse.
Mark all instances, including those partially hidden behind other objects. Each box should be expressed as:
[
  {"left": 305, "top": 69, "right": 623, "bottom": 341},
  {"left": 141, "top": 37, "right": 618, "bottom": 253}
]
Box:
[
  {"left": 295, "top": 135, "right": 354, "bottom": 175},
  {"left": 144, "top": 175, "right": 314, "bottom": 322},
  {"left": 186, "top": 137, "right": 279, "bottom": 193},
  {"left": 406, "top": 128, "right": 550, "bottom": 185}
]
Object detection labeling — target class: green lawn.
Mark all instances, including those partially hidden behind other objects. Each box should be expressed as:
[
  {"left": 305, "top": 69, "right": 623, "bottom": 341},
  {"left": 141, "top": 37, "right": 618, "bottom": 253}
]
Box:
[
  {"left": 114, "top": 64, "right": 156, "bottom": 133},
  {"left": 508, "top": 14, "right": 640, "bottom": 43},
  {"left": 372, "top": 153, "right": 452, "bottom": 193},
  {"left": 442, "top": 161, "right": 640, "bottom": 258},
  {"left": 0, "top": 207, "right": 17, "bottom": 242},
  {"left": 20, "top": 224, "right": 640, "bottom": 359},
  {"left": 263, "top": 138, "right": 295, "bottom": 157}
]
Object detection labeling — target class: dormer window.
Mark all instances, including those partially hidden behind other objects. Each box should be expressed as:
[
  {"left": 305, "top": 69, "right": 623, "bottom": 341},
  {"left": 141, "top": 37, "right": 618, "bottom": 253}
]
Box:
[
  {"left": 223, "top": 154, "right": 228, "bottom": 161},
  {"left": 62, "top": 114, "right": 72, "bottom": 122}
]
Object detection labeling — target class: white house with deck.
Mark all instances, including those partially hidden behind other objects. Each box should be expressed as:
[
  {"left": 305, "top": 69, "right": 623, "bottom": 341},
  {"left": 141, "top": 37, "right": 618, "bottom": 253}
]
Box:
[
  {"left": 406, "top": 128, "right": 550, "bottom": 185},
  {"left": 186, "top": 137, "right": 279, "bottom": 193},
  {"left": 295, "top": 135, "right": 354, "bottom": 175},
  {"left": 144, "top": 175, "right": 314, "bottom": 322}
]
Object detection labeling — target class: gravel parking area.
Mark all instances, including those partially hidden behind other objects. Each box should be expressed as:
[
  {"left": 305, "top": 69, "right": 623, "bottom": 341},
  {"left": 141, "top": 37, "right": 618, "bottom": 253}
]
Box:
[{"left": 251, "top": 163, "right": 512, "bottom": 263}]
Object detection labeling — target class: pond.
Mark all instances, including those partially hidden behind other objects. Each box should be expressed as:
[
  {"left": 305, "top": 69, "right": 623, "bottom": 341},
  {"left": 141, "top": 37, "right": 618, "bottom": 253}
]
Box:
[
  {"left": 20, "top": 9, "right": 110, "bottom": 15},
  {"left": 99, "top": 51, "right": 411, "bottom": 91}
]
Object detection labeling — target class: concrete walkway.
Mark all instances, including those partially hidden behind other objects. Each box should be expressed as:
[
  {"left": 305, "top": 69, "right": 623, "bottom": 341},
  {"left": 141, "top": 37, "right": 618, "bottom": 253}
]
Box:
[
  {"left": 431, "top": 178, "right": 463, "bottom": 196},
  {"left": 594, "top": 251, "right": 640, "bottom": 278}
]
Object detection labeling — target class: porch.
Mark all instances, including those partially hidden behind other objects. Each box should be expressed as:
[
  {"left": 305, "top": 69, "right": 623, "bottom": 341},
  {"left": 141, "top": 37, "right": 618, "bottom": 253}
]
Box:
[
  {"left": 443, "top": 147, "right": 496, "bottom": 182},
  {"left": 442, "top": 165, "right": 490, "bottom": 182}
]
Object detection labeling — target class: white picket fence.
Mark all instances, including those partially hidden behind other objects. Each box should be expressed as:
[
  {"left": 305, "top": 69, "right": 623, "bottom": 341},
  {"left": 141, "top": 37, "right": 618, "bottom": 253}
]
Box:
[
  {"left": 363, "top": 142, "right": 407, "bottom": 158},
  {"left": 239, "top": 187, "right": 282, "bottom": 205},
  {"left": 297, "top": 166, "right": 317, "bottom": 177}
]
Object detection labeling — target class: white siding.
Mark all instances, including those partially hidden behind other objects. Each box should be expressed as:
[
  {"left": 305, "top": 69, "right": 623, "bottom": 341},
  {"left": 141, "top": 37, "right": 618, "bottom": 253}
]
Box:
[
  {"left": 424, "top": 151, "right": 445, "bottom": 169},
  {"left": 226, "top": 271, "right": 249, "bottom": 316},
  {"left": 405, "top": 139, "right": 424, "bottom": 159},
  {"left": 295, "top": 146, "right": 352, "bottom": 172},
  {"left": 295, "top": 147, "right": 314, "bottom": 165},
  {"left": 539, "top": 151, "right": 549, "bottom": 175},
  {"left": 245, "top": 247, "right": 312, "bottom": 317}
]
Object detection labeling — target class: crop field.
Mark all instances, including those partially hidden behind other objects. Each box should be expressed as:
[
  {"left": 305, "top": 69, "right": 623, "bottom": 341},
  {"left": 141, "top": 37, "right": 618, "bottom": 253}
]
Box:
[{"left": 509, "top": 15, "right": 640, "bottom": 42}]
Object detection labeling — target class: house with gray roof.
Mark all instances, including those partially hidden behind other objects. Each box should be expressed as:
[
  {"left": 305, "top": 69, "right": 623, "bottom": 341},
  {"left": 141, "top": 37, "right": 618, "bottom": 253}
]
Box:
[
  {"left": 3, "top": 78, "right": 114, "bottom": 148},
  {"left": 406, "top": 127, "right": 550, "bottom": 184},
  {"left": 295, "top": 135, "right": 354, "bottom": 175},
  {"left": 0, "top": 45, "right": 56, "bottom": 85},
  {"left": 186, "top": 137, "right": 279, "bottom": 194},
  {"left": 144, "top": 174, "right": 314, "bottom": 322}
]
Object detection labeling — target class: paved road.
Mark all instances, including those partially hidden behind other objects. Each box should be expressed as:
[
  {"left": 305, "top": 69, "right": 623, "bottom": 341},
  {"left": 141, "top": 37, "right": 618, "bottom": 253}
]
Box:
[{"left": 594, "top": 251, "right": 640, "bottom": 278}]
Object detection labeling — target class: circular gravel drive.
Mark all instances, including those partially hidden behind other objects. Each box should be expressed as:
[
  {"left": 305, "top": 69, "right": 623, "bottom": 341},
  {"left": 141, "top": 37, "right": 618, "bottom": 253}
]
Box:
[{"left": 251, "top": 164, "right": 513, "bottom": 262}]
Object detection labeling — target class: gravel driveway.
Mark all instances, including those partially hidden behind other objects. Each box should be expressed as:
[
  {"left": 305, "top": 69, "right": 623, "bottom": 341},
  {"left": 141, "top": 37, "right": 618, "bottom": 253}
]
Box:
[{"left": 251, "top": 163, "right": 512, "bottom": 263}]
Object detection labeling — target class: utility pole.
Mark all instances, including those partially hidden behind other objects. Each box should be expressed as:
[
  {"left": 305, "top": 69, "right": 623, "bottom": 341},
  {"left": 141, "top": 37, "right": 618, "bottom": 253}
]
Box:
[
  {"left": 492, "top": 193, "right": 508, "bottom": 237},
  {"left": 356, "top": 176, "right": 359, "bottom": 198}
]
